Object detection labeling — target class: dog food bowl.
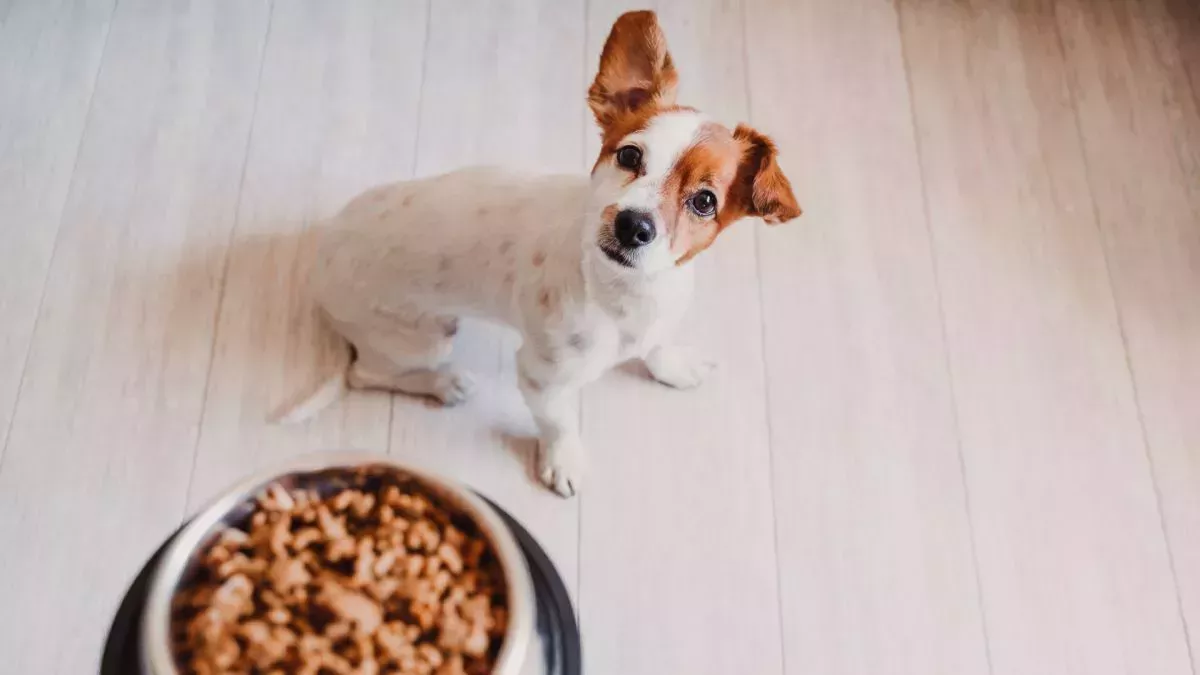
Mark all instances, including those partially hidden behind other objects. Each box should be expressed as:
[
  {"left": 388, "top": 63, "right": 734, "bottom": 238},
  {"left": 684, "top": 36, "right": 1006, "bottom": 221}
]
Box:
[{"left": 101, "top": 451, "right": 580, "bottom": 675}]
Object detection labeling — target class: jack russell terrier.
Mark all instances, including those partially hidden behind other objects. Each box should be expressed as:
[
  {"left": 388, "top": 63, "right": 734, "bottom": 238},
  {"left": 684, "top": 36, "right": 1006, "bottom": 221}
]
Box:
[{"left": 279, "top": 10, "right": 801, "bottom": 497}]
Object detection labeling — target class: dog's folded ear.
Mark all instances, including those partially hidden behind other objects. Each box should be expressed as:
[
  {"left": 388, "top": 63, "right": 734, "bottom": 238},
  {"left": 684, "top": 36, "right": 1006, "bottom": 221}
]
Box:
[
  {"left": 588, "top": 11, "right": 678, "bottom": 129},
  {"left": 728, "top": 125, "right": 802, "bottom": 225}
]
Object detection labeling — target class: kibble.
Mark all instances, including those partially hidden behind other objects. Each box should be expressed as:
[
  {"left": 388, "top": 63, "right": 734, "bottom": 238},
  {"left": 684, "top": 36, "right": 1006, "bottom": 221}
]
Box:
[{"left": 170, "top": 467, "right": 507, "bottom": 675}]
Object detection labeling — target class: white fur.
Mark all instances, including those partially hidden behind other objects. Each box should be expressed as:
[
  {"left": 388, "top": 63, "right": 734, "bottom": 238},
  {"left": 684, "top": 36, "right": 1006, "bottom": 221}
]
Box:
[{"left": 281, "top": 111, "right": 716, "bottom": 497}]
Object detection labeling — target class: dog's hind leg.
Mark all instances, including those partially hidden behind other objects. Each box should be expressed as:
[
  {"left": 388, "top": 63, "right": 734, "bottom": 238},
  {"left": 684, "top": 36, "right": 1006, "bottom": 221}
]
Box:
[{"left": 331, "top": 309, "right": 474, "bottom": 406}]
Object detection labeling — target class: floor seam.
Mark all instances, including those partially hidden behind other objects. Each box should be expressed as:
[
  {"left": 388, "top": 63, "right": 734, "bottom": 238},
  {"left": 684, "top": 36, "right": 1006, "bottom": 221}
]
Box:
[
  {"left": 1050, "top": 4, "right": 1198, "bottom": 671},
  {"left": 576, "top": 0, "right": 590, "bottom": 635},
  {"left": 740, "top": 1, "right": 789, "bottom": 673},
  {"left": 894, "top": 2, "right": 997, "bottom": 674},
  {"left": 180, "top": 0, "right": 275, "bottom": 517},
  {"left": 0, "top": 0, "right": 120, "bottom": 472}
]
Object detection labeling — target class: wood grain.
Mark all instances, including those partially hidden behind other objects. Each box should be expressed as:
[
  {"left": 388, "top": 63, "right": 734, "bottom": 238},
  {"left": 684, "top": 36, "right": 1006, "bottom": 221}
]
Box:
[
  {"left": 899, "top": 0, "right": 1192, "bottom": 673},
  {"left": 1055, "top": 0, "right": 1200, "bottom": 665},
  {"left": 0, "top": 1, "right": 269, "bottom": 670},
  {"left": 186, "top": 0, "right": 427, "bottom": 508},
  {"left": 744, "top": 1, "right": 991, "bottom": 673},
  {"left": 579, "top": 2, "right": 784, "bottom": 673},
  {"left": 0, "top": 0, "right": 115, "bottom": 462},
  {"left": 0, "top": 2, "right": 1197, "bottom": 672}
]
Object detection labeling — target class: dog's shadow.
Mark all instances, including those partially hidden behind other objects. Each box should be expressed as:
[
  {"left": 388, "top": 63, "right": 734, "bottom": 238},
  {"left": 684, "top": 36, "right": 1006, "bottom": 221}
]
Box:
[
  {"left": 168, "top": 225, "right": 539, "bottom": 471},
  {"left": 159, "top": 223, "right": 654, "bottom": 489}
]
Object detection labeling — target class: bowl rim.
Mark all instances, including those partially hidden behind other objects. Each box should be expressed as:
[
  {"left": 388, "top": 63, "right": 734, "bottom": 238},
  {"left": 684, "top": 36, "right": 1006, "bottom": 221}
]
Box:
[{"left": 139, "top": 450, "right": 534, "bottom": 675}]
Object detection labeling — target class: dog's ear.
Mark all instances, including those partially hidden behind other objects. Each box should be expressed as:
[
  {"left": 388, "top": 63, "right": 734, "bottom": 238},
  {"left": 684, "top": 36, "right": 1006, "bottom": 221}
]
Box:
[
  {"left": 728, "top": 125, "right": 802, "bottom": 225},
  {"left": 588, "top": 11, "right": 678, "bottom": 130}
]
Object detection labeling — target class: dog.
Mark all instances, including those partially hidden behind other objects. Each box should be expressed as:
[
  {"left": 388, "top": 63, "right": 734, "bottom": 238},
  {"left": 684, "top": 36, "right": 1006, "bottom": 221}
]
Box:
[{"left": 278, "top": 10, "right": 801, "bottom": 497}]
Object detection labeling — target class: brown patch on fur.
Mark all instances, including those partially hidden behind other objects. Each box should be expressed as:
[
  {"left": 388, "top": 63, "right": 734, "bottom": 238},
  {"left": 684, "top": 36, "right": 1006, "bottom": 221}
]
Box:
[
  {"left": 440, "top": 317, "right": 459, "bottom": 337},
  {"left": 438, "top": 256, "right": 452, "bottom": 272},
  {"left": 531, "top": 251, "right": 546, "bottom": 267},
  {"left": 589, "top": 12, "right": 692, "bottom": 176},
  {"left": 589, "top": 12, "right": 678, "bottom": 129},
  {"left": 476, "top": 206, "right": 488, "bottom": 217},
  {"left": 591, "top": 104, "right": 698, "bottom": 175},
  {"left": 726, "top": 125, "right": 802, "bottom": 225},
  {"left": 503, "top": 271, "right": 515, "bottom": 285},
  {"left": 662, "top": 124, "right": 802, "bottom": 264},
  {"left": 657, "top": 124, "right": 743, "bottom": 264},
  {"left": 519, "top": 371, "right": 543, "bottom": 393},
  {"left": 539, "top": 289, "right": 554, "bottom": 311},
  {"left": 401, "top": 195, "right": 414, "bottom": 206},
  {"left": 499, "top": 240, "right": 514, "bottom": 254}
]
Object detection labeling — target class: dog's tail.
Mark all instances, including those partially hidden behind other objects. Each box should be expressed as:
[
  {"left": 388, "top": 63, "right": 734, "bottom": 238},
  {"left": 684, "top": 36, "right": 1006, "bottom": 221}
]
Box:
[{"left": 270, "top": 342, "right": 352, "bottom": 425}]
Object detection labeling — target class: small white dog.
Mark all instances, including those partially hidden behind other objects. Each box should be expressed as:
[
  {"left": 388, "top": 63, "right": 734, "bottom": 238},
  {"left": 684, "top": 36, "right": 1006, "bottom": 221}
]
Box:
[{"left": 280, "top": 11, "right": 801, "bottom": 497}]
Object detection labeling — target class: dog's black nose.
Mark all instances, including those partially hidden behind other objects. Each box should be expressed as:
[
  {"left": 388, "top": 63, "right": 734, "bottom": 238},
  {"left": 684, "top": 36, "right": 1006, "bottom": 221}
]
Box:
[{"left": 614, "top": 209, "right": 656, "bottom": 248}]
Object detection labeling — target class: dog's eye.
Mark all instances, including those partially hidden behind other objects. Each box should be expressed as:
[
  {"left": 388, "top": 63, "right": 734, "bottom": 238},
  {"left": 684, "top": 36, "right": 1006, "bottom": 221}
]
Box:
[
  {"left": 615, "top": 145, "right": 642, "bottom": 170},
  {"left": 688, "top": 190, "right": 718, "bottom": 217}
]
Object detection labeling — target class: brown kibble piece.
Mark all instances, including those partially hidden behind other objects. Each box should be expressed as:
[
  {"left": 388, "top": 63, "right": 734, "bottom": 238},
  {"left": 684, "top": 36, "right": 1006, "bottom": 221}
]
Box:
[
  {"left": 436, "top": 654, "right": 467, "bottom": 675},
  {"left": 436, "top": 542, "right": 463, "bottom": 575},
  {"left": 317, "top": 505, "right": 348, "bottom": 539},
  {"left": 170, "top": 469, "right": 507, "bottom": 674},
  {"left": 317, "top": 583, "right": 383, "bottom": 635},
  {"left": 269, "top": 556, "right": 311, "bottom": 592}
]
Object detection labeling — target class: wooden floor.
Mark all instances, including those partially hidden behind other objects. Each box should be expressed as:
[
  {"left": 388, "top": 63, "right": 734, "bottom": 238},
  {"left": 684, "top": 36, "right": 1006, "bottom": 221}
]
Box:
[{"left": 1, "top": 0, "right": 1198, "bottom": 673}]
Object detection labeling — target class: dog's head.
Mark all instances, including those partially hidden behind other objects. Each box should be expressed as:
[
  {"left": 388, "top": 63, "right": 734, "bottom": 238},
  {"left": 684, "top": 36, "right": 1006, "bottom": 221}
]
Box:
[{"left": 587, "top": 11, "right": 801, "bottom": 274}]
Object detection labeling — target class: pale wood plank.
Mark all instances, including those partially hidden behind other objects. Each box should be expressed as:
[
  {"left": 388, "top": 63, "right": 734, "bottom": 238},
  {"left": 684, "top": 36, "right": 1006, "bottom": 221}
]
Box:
[
  {"left": 898, "top": 1, "right": 1192, "bottom": 673},
  {"left": 1055, "top": 0, "right": 1200, "bottom": 666},
  {"left": 187, "top": 0, "right": 427, "bottom": 507},
  {"left": 743, "top": 1, "right": 991, "bottom": 673},
  {"left": 0, "top": 1, "right": 269, "bottom": 670},
  {"left": 0, "top": 0, "right": 115, "bottom": 461},
  {"left": 389, "top": 0, "right": 585, "bottom": 593},
  {"left": 578, "top": 2, "right": 783, "bottom": 673}
]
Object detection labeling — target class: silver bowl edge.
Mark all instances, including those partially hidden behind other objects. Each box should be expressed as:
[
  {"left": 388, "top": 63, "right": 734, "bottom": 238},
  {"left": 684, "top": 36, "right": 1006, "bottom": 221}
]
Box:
[{"left": 139, "top": 450, "right": 535, "bottom": 675}]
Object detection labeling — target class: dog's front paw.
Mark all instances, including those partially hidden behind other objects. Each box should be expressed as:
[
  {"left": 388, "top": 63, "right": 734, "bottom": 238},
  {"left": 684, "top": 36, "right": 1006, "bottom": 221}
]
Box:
[
  {"left": 537, "top": 438, "right": 585, "bottom": 498},
  {"left": 644, "top": 345, "right": 716, "bottom": 390},
  {"left": 431, "top": 369, "right": 475, "bottom": 406}
]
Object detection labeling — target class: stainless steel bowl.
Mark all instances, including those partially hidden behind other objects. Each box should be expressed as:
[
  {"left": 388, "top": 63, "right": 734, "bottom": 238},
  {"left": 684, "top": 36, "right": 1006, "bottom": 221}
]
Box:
[{"left": 140, "top": 451, "right": 536, "bottom": 675}]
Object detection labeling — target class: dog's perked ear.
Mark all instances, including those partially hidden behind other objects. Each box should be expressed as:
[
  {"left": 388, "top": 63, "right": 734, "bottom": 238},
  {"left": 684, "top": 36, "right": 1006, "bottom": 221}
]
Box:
[
  {"left": 726, "top": 124, "right": 802, "bottom": 225},
  {"left": 588, "top": 11, "right": 678, "bottom": 129}
]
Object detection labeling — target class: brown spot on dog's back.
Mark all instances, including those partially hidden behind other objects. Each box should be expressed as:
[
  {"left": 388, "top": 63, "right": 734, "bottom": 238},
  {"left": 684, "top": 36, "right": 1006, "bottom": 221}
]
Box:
[
  {"left": 532, "top": 251, "right": 546, "bottom": 267},
  {"left": 402, "top": 195, "right": 414, "bottom": 206},
  {"left": 438, "top": 256, "right": 452, "bottom": 272},
  {"left": 499, "top": 240, "right": 514, "bottom": 254},
  {"left": 539, "top": 288, "right": 555, "bottom": 311},
  {"left": 519, "top": 371, "right": 543, "bottom": 392}
]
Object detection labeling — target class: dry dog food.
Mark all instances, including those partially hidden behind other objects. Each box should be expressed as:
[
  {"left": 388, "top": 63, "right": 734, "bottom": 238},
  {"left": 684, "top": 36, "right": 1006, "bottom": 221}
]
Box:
[{"left": 170, "top": 468, "right": 508, "bottom": 675}]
